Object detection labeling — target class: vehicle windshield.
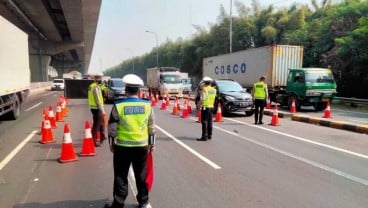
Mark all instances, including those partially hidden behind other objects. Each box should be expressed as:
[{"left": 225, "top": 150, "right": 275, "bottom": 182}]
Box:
[
  {"left": 305, "top": 71, "right": 335, "bottom": 83},
  {"left": 217, "top": 81, "right": 243, "bottom": 92},
  {"left": 53, "top": 79, "right": 64, "bottom": 83},
  {"left": 181, "top": 78, "right": 191, "bottom": 84},
  {"left": 111, "top": 79, "right": 125, "bottom": 88},
  {"left": 161, "top": 75, "right": 181, "bottom": 84}
]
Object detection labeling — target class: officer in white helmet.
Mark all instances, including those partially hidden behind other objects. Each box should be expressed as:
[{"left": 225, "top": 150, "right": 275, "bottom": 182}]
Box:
[
  {"left": 197, "top": 76, "right": 216, "bottom": 141},
  {"left": 88, "top": 72, "right": 106, "bottom": 146},
  {"left": 106, "top": 74, "right": 156, "bottom": 208}
]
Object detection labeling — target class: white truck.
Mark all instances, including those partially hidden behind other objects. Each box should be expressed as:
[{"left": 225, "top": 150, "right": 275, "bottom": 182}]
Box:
[
  {"left": 0, "top": 16, "right": 30, "bottom": 120},
  {"left": 146, "top": 67, "right": 183, "bottom": 98},
  {"left": 180, "top": 72, "right": 192, "bottom": 95}
]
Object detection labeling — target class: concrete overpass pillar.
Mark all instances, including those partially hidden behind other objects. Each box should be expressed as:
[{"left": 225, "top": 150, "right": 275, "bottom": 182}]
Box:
[
  {"left": 29, "top": 53, "right": 51, "bottom": 82},
  {"left": 29, "top": 36, "right": 84, "bottom": 82}
]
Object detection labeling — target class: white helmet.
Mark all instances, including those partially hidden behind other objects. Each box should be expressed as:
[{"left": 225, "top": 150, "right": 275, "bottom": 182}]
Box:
[
  {"left": 122, "top": 74, "right": 144, "bottom": 87},
  {"left": 202, "top": 76, "right": 212, "bottom": 81}
]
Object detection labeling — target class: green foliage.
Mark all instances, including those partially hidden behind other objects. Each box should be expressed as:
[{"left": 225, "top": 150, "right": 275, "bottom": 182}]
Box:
[{"left": 104, "top": 0, "right": 368, "bottom": 98}]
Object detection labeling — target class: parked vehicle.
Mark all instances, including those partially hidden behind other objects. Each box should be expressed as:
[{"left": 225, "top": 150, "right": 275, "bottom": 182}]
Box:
[
  {"left": 195, "top": 79, "right": 254, "bottom": 116},
  {"left": 104, "top": 78, "right": 126, "bottom": 103},
  {"left": 202, "top": 45, "right": 337, "bottom": 111},
  {"left": 146, "top": 67, "right": 183, "bottom": 98},
  {"left": 0, "top": 16, "right": 30, "bottom": 120},
  {"left": 180, "top": 72, "right": 192, "bottom": 95},
  {"left": 51, "top": 79, "right": 65, "bottom": 91}
]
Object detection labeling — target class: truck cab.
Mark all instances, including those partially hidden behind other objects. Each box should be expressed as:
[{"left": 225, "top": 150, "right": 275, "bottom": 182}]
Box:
[
  {"left": 159, "top": 72, "right": 183, "bottom": 98},
  {"left": 284, "top": 68, "right": 337, "bottom": 111}
]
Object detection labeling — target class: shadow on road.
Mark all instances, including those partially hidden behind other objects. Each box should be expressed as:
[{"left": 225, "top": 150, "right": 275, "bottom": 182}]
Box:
[{"left": 13, "top": 199, "right": 138, "bottom": 208}]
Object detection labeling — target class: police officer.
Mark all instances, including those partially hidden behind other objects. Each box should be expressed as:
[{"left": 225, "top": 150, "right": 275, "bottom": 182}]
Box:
[
  {"left": 252, "top": 76, "right": 269, "bottom": 125},
  {"left": 88, "top": 72, "right": 107, "bottom": 146},
  {"left": 106, "top": 74, "right": 156, "bottom": 208},
  {"left": 197, "top": 76, "right": 216, "bottom": 141}
]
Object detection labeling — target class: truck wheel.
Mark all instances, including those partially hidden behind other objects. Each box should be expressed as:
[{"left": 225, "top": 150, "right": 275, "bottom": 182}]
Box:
[
  {"left": 5, "top": 94, "right": 20, "bottom": 120},
  {"left": 245, "top": 110, "right": 254, "bottom": 116},
  {"left": 314, "top": 102, "right": 327, "bottom": 111},
  {"left": 288, "top": 96, "right": 300, "bottom": 111}
]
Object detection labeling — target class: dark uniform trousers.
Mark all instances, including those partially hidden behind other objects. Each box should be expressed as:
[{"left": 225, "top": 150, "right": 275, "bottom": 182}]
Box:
[
  {"left": 201, "top": 107, "right": 213, "bottom": 139},
  {"left": 112, "top": 145, "right": 149, "bottom": 207},
  {"left": 254, "top": 99, "right": 266, "bottom": 123},
  {"left": 90, "top": 109, "right": 105, "bottom": 141}
]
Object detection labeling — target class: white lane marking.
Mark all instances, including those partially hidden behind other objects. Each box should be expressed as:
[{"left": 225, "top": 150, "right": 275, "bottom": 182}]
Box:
[
  {"left": 224, "top": 117, "right": 368, "bottom": 160},
  {"left": 24, "top": 102, "right": 42, "bottom": 112},
  {"left": 128, "top": 166, "right": 153, "bottom": 208},
  {"left": 214, "top": 125, "right": 368, "bottom": 186},
  {"left": 42, "top": 92, "right": 55, "bottom": 97},
  {"left": 0, "top": 130, "right": 38, "bottom": 171},
  {"left": 156, "top": 125, "right": 221, "bottom": 170}
]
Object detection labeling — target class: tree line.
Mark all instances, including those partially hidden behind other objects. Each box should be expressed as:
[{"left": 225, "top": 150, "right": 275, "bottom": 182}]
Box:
[{"left": 104, "top": 0, "right": 368, "bottom": 98}]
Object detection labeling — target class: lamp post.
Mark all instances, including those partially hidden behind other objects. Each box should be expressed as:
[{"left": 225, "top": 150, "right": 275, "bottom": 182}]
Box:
[
  {"left": 145, "top": 30, "right": 159, "bottom": 67},
  {"left": 229, "top": 0, "right": 232, "bottom": 53}
]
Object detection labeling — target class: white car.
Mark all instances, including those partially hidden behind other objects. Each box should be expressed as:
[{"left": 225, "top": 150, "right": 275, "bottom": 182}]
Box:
[{"left": 51, "top": 79, "right": 65, "bottom": 91}]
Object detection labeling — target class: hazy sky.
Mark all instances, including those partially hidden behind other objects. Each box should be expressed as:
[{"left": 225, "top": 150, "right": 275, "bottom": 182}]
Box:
[{"left": 88, "top": 0, "right": 326, "bottom": 74}]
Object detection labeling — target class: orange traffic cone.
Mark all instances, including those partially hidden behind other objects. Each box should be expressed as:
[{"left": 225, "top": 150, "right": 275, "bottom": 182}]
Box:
[
  {"left": 38, "top": 108, "right": 48, "bottom": 135},
  {"left": 160, "top": 97, "right": 167, "bottom": 110},
  {"left": 290, "top": 99, "right": 296, "bottom": 113},
  {"left": 166, "top": 96, "right": 170, "bottom": 106},
  {"left": 181, "top": 100, "right": 189, "bottom": 118},
  {"left": 48, "top": 105, "right": 57, "bottom": 128},
  {"left": 196, "top": 109, "right": 202, "bottom": 123},
  {"left": 177, "top": 98, "right": 181, "bottom": 111},
  {"left": 266, "top": 97, "right": 271, "bottom": 109},
  {"left": 150, "top": 94, "right": 156, "bottom": 107},
  {"left": 214, "top": 103, "right": 223, "bottom": 122},
  {"left": 172, "top": 99, "right": 179, "bottom": 115},
  {"left": 323, "top": 102, "right": 332, "bottom": 118},
  {"left": 270, "top": 105, "right": 280, "bottom": 126},
  {"left": 59, "top": 123, "right": 78, "bottom": 163},
  {"left": 39, "top": 115, "right": 55, "bottom": 144},
  {"left": 55, "top": 102, "right": 64, "bottom": 122},
  {"left": 79, "top": 120, "right": 96, "bottom": 156}
]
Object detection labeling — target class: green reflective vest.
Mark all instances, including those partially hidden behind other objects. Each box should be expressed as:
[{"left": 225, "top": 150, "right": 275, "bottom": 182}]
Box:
[
  {"left": 115, "top": 98, "right": 151, "bottom": 147},
  {"left": 88, "top": 82, "right": 104, "bottom": 109},
  {"left": 202, "top": 85, "right": 216, "bottom": 108},
  {"left": 253, "top": 81, "right": 267, "bottom": 99}
]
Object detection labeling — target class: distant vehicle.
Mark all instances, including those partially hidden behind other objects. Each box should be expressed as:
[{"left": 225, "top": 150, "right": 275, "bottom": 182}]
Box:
[
  {"left": 0, "top": 15, "right": 30, "bottom": 120},
  {"left": 146, "top": 67, "right": 183, "bottom": 99},
  {"left": 195, "top": 79, "right": 254, "bottom": 116},
  {"left": 104, "top": 78, "right": 125, "bottom": 103},
  {"left": 180, "top": 72, "right": 192, "bottom": 94},
  {"left": 51, "top": 79, "right": 65, "bottom": 91}
]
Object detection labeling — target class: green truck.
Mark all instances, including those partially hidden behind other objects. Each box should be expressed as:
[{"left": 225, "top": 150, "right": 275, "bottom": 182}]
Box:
[{"left": 274, "top": 67, "right": 337, "bottom": 111}]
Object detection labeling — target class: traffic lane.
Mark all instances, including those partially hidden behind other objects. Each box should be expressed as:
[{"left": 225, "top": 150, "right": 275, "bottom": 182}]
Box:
[
  {"left": 0, "top": 91, "right": 67, "bottom": 207},
  {"left": 229, "top": 111, "right": 368, "bottom": 155},
  {"left": 4, "top": 100, "right": 129, "bottom": 208},
  {"left": 221, "top": 113, "right": 368, "bottom": 182},
  {"left": 152, "top": 108, "right": 368, "bottom": 207},
  {"left": 152, "top": 109, "right": 274, "bottom": 208}
]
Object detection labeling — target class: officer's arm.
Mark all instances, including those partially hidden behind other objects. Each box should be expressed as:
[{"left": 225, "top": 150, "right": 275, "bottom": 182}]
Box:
[
  {"left": 108, "top": 104, "right": 119, "bottom": 149},
  {"left": 148, "top": 108, "right": 156, "bottom": 151},
  {"left": 93, "top": 86, "right": 105, "bottom": 114}
]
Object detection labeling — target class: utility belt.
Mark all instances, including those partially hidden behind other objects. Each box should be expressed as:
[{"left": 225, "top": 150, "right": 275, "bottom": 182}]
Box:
[{"left": 201, "top": 107, "right": 214, "bottom": 110}]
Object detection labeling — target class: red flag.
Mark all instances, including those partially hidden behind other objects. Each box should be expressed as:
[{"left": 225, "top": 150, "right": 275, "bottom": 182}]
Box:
[{"left": 146, "top": 152, "right": 154, "bottom": 191}]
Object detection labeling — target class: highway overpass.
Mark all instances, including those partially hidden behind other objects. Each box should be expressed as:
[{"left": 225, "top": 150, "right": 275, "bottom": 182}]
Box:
[{"left": 0, "top": 0, "right": 101, "bottom": 82}]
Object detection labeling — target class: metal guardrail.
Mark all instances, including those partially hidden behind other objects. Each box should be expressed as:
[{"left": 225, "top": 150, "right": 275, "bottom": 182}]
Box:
[{"left": 334, "top": 97, "right": 368, "bottom": 106}]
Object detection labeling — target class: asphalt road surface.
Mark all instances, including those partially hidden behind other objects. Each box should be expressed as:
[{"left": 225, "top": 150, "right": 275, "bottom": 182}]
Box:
[{"left": 0, "top": 91, "right": 367, "bottom": 208}]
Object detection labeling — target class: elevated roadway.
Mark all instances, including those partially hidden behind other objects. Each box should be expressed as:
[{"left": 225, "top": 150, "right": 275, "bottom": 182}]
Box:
[{"left": 0, "top": 0, "right": 101, "bottom": 81}]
